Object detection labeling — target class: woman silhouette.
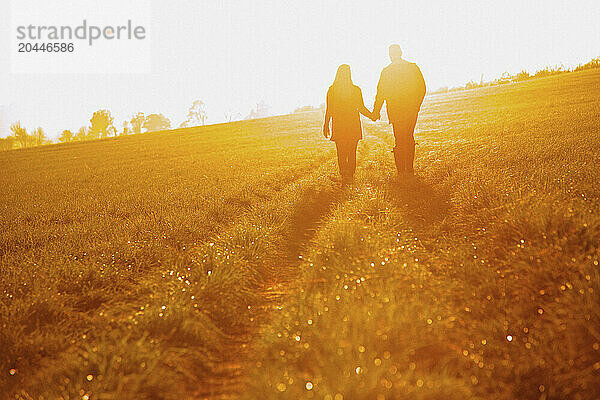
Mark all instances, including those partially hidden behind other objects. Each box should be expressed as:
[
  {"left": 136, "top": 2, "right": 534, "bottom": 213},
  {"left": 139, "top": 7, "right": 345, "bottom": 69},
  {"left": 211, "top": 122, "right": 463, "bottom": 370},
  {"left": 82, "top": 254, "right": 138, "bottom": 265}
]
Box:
[{"left": 323, "top": 64, "right": 374, "bottom": 183}]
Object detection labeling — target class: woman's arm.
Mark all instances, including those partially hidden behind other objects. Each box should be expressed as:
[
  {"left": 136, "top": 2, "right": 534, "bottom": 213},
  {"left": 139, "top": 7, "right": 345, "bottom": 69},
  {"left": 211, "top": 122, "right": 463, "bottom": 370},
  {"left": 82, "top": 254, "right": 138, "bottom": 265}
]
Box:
[
  {"left": 323, "top": 88, "right": 332, "bottom": 138},
  {"left": 357, "top": 88, "right": 374, "bottom": 120}
]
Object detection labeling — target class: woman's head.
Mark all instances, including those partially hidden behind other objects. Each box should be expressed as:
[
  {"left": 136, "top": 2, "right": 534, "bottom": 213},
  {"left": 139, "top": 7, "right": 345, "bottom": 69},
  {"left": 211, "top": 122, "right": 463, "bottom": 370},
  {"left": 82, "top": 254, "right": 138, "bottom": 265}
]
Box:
[{"left": 333, "top": 64, "right": 352, "bottom": 87}]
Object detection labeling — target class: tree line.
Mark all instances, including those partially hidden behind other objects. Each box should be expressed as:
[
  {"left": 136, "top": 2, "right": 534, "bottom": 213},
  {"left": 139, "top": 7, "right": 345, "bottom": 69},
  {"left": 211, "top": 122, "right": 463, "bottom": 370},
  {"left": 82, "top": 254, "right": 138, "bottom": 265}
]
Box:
[
  {"left": 0, "top": 100, "right": 207, "bottom": 151},
  {"left": 431, "top": 56, "right": 600, "bottom": 94},
  {"left": 0, "top": 99, "right": 276, "bottom": 152},
  {"left": 0, "top": 110, "right": 175, "bottom": 151},
  {"left": 57, "top": 110, "right": 173, "bottom": 143}
]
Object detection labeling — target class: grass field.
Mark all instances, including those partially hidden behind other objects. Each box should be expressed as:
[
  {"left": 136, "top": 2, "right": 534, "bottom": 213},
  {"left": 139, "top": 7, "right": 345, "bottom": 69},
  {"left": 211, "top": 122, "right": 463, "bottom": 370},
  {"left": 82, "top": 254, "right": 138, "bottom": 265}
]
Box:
[{"left": 1, "top": 69, "right": 599, "bottom": 399}]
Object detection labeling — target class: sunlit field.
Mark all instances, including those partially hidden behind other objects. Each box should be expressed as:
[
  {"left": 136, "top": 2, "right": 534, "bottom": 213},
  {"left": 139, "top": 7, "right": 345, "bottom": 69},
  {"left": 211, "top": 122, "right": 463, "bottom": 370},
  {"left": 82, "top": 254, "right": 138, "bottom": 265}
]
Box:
[{"left": 2, "top": 69, "right": 599, "bottom": 399}]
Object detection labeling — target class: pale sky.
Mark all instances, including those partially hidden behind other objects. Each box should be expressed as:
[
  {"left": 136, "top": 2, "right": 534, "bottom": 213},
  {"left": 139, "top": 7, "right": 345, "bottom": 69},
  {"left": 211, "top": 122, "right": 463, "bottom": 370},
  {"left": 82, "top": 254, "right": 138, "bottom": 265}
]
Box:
[{"left": 1, "top": 0, "right": 599, "bottom": 139}]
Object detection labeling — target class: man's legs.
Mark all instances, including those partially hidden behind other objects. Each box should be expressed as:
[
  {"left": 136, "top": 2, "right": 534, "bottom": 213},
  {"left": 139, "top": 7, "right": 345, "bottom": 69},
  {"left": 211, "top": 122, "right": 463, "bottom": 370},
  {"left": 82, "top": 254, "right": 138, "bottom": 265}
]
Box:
[
  {"left": 404, "top": 118, "right": 417, "bottom": 173},
  {"left": 392, "top": 116, "right": 417, "bottom": 174}
]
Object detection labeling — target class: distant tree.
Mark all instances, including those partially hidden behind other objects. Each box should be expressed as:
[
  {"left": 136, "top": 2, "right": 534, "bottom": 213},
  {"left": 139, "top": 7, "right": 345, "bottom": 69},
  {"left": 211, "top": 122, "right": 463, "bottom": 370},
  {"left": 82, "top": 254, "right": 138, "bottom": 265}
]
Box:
[
  {"left": 59, "top": 129, "right": 74, "bottom": 143},
  {"left": 76, "top": 126, "right": 90, "bottom": 141},
  {"left": 122, "top": 120, "right": 131, "bottom": 136},
  {"left": 246, "top": 101, "right": 270, "bottom": 119},
  {"left": 512, "top": 70, "right": 530, "bottom": 82},
  {"left": 143, "top": 113, "right": 171, "bottom": 132},
  {"left": 574, "top": 57, "right": 600, "bottom": 72},
  {"left": 33, "top": 127, "right": 47, "bottom": 146},
  {"left": 130, "top": 112, "right": 145, "bottom": 134},
  {"left": 0, "top": 136, "right": 15, "bottom": 151},
  {"left": 494, "top": 72, "right": 512, "bottom": 85},
  {"left": 533, "top": 65, "right": 565, "bottom": 79},
  {"left": 181, "top": 100, "right": 207, "bottom": 127},
  {"left": 10, "top": 122, "right": 29, "bottom": 148},
  {"left": 224, "top": 110, "right": 241, "bottom": 122},
  {"left": 90, "top": 109, "right": 114, "bottom": 138}
]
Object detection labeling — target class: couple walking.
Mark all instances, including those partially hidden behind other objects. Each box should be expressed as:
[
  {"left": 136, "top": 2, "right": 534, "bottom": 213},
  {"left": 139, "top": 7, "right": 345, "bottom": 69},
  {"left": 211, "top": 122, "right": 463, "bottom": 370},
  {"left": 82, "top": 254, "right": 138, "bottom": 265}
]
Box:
[{"left": 323, "top": 44, "right": 426, "bottom": 183}]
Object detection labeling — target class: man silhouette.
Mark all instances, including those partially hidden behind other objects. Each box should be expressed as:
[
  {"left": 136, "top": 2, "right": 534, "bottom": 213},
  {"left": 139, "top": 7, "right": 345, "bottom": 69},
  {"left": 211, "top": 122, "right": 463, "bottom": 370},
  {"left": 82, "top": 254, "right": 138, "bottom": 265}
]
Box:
[{"left": 373, "top": 45, "right": 426, "bottom": 175}]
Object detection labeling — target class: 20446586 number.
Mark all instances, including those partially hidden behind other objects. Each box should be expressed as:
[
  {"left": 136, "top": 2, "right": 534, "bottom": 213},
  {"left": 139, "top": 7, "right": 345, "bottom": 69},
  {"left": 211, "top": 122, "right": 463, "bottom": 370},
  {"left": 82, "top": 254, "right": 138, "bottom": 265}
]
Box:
[{"left": 18, "top": 42, "right": 74, "bottom": 52}]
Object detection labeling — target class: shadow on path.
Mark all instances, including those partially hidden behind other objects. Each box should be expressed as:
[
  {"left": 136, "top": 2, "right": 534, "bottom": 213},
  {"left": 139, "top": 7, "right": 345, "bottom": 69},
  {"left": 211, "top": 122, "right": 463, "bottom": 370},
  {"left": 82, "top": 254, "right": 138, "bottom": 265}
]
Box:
[
  {"left": 381, "top": 174, "right": 451, "bottom": 230},
  {"left": 285, "top": 183, "right": 348, "bottom": 261},
  {"left": 196, "top": 180, "right": 348, "bottom": 399}
]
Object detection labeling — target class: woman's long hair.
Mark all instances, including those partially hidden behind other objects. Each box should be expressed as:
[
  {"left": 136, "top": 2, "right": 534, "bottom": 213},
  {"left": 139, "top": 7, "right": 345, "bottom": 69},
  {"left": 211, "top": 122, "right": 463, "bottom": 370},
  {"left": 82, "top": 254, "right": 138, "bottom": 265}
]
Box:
[{"left": 332, "top": 64, "right": 353, "bottom": 99}]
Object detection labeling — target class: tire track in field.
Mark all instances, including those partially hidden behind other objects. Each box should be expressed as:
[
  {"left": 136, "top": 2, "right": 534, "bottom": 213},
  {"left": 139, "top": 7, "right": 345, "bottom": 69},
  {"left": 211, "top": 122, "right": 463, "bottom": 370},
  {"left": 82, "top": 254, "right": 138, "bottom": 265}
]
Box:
[{"left": 195, "top": 136, "right": 378, "bottom": 399}]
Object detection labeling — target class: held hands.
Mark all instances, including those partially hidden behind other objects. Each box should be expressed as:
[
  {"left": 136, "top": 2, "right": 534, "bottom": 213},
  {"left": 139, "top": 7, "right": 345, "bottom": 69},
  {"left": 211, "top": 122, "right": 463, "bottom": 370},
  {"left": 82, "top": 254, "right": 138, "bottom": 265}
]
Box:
[{"left": 370, "top": 110, "right": 380, "bottom": 122}]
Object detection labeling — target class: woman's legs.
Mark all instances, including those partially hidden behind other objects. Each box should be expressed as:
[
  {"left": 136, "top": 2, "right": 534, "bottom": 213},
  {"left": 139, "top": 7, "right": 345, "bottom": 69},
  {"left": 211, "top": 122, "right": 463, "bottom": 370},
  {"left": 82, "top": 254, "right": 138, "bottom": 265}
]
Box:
[
  {"left": 347, "top": 140, "right": 358, "bottom": 176},
  {"left": 335, "top": 140, "right": 358, "bottom": 181},
  {"left": 335, "top": 141, "right": 348, "bottom": 177}
]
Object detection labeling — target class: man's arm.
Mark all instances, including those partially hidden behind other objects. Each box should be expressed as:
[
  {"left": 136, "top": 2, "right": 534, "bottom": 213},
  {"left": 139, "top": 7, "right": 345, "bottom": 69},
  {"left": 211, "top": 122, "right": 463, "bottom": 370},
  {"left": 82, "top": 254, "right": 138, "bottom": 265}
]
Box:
[
  {"left": 415, "top": 65, "right": 426, "bottom": 105},
  {"left": 373, "top": 70, "right": 386, "bottom": 119}
]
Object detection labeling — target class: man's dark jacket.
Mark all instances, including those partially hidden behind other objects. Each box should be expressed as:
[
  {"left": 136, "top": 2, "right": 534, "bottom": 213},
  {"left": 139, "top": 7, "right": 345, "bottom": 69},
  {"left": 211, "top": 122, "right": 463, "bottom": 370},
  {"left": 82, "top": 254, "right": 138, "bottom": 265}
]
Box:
[{"left": 374, "top": 60, "right": 426, "bottom": 123}]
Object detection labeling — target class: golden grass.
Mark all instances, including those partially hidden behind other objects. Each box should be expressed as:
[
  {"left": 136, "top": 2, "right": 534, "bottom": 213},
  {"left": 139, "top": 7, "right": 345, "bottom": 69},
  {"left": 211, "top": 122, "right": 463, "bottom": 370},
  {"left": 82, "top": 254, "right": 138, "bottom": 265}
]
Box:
[{"left": 1, "top": 69, "right": 599, "bottom": 399}]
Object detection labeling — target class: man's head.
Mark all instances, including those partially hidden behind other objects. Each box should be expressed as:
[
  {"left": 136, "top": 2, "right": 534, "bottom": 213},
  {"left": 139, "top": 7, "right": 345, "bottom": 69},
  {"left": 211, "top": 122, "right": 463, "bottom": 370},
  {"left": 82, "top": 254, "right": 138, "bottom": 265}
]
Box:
[{"left": 389, "top": 44, "right": 403, "bottom": 62}]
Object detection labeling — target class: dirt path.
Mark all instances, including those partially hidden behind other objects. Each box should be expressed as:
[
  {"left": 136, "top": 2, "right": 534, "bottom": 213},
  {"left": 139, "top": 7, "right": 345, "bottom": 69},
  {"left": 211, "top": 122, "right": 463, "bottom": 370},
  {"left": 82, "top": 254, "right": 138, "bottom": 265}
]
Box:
[
  {"left": 191, "top": 132, "right": 390, "bottom": 399},
  {"left": 195, "top": 127, "right": 406, "bottom": 399}
]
